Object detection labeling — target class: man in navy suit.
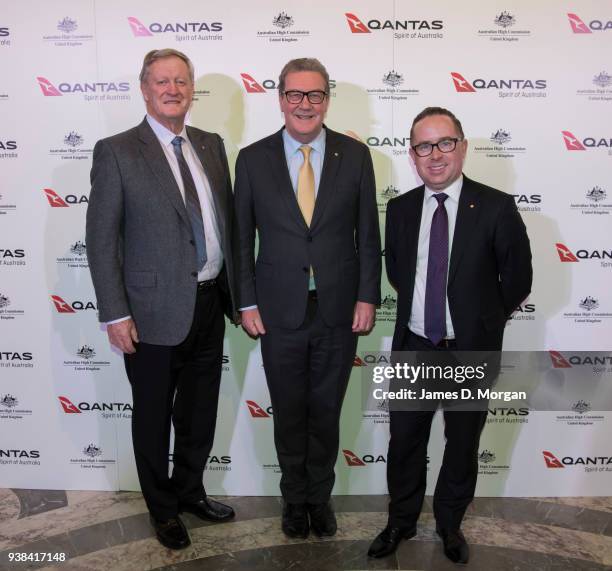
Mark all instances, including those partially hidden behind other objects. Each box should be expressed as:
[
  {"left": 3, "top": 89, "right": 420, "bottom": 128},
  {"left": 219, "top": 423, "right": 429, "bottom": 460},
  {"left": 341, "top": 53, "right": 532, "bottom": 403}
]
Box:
[{"left": 368, "top": 107, "right": 532, "bottom": 563}]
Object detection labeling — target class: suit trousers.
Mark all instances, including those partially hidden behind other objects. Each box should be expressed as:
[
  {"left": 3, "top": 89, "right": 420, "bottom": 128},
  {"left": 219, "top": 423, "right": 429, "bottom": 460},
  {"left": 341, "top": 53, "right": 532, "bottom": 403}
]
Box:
[
  {"left": 260, "top": 295, "right": 357, "bottom": 504},
  {"left": 124, "top": 284, "right": 225, "bottom": 520},
  {"left": 387, "top": 329, "right": 487, "bottom": 530}
]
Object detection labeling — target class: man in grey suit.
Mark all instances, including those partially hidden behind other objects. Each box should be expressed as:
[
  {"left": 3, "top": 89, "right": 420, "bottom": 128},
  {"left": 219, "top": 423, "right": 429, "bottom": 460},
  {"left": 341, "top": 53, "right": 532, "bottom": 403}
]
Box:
[
  {"left": 86, "top": 49, "right": 236, "bottom": 550},
  {"left": 235, "top": 58, "right": 381, "bottom": 539}
]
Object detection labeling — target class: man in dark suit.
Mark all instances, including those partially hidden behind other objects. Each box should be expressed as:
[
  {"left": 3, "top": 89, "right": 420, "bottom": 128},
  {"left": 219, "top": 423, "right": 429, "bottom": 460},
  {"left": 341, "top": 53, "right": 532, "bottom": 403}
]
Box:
[
  {"left": 86, "top": 49, "right": 236, "bottom": 550},
  {"left": 235, "top": 58, "right": 381, "bottom": 538},
  {"left": 368, "top": 107, "right": 532, "bottom": 563}
]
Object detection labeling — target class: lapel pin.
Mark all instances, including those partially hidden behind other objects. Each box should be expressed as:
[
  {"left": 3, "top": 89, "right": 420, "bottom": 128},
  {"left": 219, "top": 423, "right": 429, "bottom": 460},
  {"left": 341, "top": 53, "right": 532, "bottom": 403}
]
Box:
[
  {"left": 334, "top": 152, "right": 339, "bottom": 157},
  {"left": 201, "top": 145, "right": 206, "bottom": 150},
  {"left": 470, "top": 204, "right": 475, "bottom": 208}
]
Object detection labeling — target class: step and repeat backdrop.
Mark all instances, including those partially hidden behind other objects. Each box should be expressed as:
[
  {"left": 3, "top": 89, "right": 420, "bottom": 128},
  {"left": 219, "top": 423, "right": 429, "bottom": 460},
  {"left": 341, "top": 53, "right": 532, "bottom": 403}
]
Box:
[{"left": 1, "top": 0, "right": 611, "bottom": 496}]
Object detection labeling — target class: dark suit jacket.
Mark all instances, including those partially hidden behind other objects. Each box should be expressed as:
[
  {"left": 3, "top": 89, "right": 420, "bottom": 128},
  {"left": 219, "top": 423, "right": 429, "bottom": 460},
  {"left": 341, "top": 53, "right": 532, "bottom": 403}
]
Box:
[
  {"left": 385, "top": 176, "right": 532, "bottom": 351},
  {"left": 234, "top": 126, "right": 381, "bottom": 329},
  {"left": 86, "top": 118, "right": 236, "bottom": 346}
]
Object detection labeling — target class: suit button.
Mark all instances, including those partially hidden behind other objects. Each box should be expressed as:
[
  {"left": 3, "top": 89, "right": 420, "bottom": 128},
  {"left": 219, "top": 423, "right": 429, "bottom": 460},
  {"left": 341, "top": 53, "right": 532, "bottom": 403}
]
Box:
[
  {"left": 302, "top": 267, "right": 309, "bottom": 273},
  {"left": 306, "top": 235, "right": 313, "bottom": 242},
  {"left": 191, "top": 271, "right": 197, "bottom": 277}
]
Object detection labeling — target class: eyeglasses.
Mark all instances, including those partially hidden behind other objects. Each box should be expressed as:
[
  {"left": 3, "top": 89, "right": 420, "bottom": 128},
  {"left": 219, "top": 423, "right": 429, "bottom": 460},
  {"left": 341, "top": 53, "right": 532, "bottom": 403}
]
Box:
[
  {"left": 411, "top": 137, "right": 462, "bottom": 157},
  {"left": 282, "top": 90, "right": 328, "bottom": 104}
]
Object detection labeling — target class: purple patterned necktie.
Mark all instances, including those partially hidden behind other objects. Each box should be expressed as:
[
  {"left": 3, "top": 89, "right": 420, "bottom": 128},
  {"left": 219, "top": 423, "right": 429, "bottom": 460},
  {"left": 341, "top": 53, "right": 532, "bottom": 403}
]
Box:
[{"left": 424, "top": 192, "right": 449, "bottom": 346}]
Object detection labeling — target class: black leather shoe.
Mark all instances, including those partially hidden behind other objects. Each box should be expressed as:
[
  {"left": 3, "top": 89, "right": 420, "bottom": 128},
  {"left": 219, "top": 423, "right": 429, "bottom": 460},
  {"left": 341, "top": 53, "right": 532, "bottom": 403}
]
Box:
[
  {"left": 367, "top": 525, "right": 417, "bottom": 558},
  {"left": 436, "top": 527, "right": 469, "bottom": 564},
  {"left": 282, "top": 503, "right": 309, "bottom": 538},
  {"left": 308, "top": 502, "right": 337, "bottom": 536},
  {"left": 179, "top": 497, "right": 235, "bottom": 522},
  {"left": 150, "top": 515, "right": 191, "bottom": 550}
]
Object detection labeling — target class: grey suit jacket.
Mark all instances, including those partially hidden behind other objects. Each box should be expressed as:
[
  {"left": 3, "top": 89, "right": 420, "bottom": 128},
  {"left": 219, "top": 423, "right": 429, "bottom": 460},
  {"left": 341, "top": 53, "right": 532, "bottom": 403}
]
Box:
[
  {"left": 234, "top": 126, "right": 381, "bottom": 329},
  {"left": 86, "top": 118, "right": 236, "bottom": 346}
]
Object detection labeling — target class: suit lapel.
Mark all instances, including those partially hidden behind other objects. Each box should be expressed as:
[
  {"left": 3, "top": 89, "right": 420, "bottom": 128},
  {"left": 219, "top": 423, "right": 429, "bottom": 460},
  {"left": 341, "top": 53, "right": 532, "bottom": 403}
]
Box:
[
  {"left": 264, "top": 129, "right": 309, "bottom": 231},
  {"left": 405, "top": 187, "right": 425, "bottom": 281},
  {"left": 137, "top": 119, "right": 190, "bottom": 229},
  {"left": 310, "top": 127, "right": 342, "bottom": 230},
  {"left": 187, "top": 127, "right": 226, "bottom": 238},
  {"left": 448, "top": 176, "right": 481, "bottom": 285}
]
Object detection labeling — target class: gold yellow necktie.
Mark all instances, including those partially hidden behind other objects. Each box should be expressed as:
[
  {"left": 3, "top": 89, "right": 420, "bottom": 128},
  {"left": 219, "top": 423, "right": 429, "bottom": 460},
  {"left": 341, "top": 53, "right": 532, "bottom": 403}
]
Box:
[{"left": 297, "top": 145, "right": 315, "bottom": 227}]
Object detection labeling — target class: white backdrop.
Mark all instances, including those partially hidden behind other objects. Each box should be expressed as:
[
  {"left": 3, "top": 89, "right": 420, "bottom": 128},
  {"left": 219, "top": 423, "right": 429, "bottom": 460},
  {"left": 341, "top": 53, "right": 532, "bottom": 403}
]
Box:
[{"left": 1, "top": 0, "right": 611, "bottom": 496}]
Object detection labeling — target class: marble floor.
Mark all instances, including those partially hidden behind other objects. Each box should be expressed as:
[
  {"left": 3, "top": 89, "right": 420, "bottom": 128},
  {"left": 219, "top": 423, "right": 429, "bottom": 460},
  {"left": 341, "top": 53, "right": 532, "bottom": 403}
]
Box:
[{"left": 0, "top": 490, "right": 611, "bottom": 570}]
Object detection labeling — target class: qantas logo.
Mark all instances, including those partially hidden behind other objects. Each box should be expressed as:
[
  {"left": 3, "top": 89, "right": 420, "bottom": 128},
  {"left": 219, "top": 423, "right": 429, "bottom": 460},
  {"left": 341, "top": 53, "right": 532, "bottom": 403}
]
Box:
[
  {"left": 549, "top": 351, "right": 572, "bottom": 369},
  {"left": 568, "top": 13, "right": 591, "bottom": 34},
  {"left": 246, "top": 400, "right": 270, "bottom": 418},
  {"left": 451, "top": 72, "right": 476, "bottom": 92},
  {"left": 353, "top": 356, "right": 366, "bottom": 366},
  {"left": 345, "top": 13, "right": 370, "bottom": 33},
  {"left": 37, "top": 77, "right": 62, "bottom": 96},
  {"left": 543, "top": 450, "right": 564, "bottom": 468},
  {"left": 240, "top": 73, "right": 266, "bottom": 93},
  {"left": 568, "top": 13, "right": 612, "bottom": 33},
  {"left": 562, "top": 131, "right": 586, "bottom": 151},
  {"left": 556, "top": 243, "right": 579, "bottom": 262},
  {"left": 450, "top": 72, "right": 546, "bottom": 92},
  {"left": 51, "top": 295, "right": 76, "bottom": 313},
  {"left": 127, "top": 17, "right": 153, "bottom": 36},
  {"left": 44, "top": 188, "right": 68, "bottom": 207},
  {"left": 58, "top": 396, "right": 81, "bottom": 413},
  {"left": 342, "top": 449, "right": 366, "bottom": 466}
]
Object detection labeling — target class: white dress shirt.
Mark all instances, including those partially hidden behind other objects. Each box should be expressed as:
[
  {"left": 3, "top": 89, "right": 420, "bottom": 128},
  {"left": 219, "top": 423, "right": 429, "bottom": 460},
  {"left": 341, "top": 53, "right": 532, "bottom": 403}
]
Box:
[
  {"left": 408, "top": 176, "right": 463, "bottom": 339},
  {"left": 107, "top": 115, "right": 223, "bottom": 324}
]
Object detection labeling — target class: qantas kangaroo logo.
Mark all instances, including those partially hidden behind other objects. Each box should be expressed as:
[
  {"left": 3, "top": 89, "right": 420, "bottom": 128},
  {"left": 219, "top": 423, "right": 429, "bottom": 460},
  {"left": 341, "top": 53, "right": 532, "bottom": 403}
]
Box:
[
  {"left": 342, "top": 449, "right": 366, "bottom": 466},
  {"left": 43, "top": 189, "right": 69, "bottom": 207},
  {"left": 450, "top": 72, "right": 476, "bottom": 93},
  {"left": 246, "top": 400, "right": 270, "bottom": 418},
  {"left": 542, "top": 450, "right": 564, "bottom": 468},
  {"left": 37, "top": 77, "right": 62, "bottom": 96},
  {"left": 345, "top": 13, "right": 370, "bottom": 33},
  {"left": 240, "top": 73, "right": 266, "bottom": 93},
  {"left": 50, "top": 295, "right": 76, "bottom": 313},
  {"left": 549, "top": 351, "right": 572, "bottom": 369},
  {"left": 58, "top": 396, "right": 81, "bottom": 413},
  {"left": 127, "top": 17, "right": 153, "bottom": 37},
  {"left": 561, "top": 131, "right": 586, "bottom": 151},
  {"left": 567, "top": 13, "right": 591, "bottom": 34},
  {"left": 555, "top": 243, "right": 579, "bottom": 262}
]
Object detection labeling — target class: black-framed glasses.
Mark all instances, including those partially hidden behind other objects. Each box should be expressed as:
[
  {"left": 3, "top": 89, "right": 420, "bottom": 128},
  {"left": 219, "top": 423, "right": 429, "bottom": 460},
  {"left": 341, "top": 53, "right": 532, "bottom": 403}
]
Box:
[
  {"left": 411, "top": 137, "right": 462, "bottom": 157},
  {"left": 282, "top": 90, "right": 328, "bottom": 104}
]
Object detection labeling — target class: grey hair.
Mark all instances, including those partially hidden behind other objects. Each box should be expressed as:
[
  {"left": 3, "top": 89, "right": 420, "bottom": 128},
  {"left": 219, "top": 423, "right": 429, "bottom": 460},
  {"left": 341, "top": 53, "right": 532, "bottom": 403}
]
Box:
[
  {"left": 278, "top": 58, "right": 329, "bottom": 93},
  {"left": 139, "top": 49, "right": 194, "bottom": 83}
]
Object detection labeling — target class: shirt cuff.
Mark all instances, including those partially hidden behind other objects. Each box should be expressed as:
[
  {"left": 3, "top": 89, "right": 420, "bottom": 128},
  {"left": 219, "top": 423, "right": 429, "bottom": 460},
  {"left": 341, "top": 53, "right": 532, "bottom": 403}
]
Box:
[
  {"left": 239, "top": 306, "right": 258, "bottom": 311},
  {"left": 107, "top": 316, "right": 131, "bottom": 325}
]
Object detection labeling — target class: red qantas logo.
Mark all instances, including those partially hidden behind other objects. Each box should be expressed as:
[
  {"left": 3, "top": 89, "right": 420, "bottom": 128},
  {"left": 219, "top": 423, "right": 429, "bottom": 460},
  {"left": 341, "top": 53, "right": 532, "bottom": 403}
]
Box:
[
  {"left": 37, "top": 77, "right": 62, "bottom": 96},
  {"left": 345, "top": 13, "right": 370, "bottom": 33},
  {"left": 450, "top": 72, "right": 476, "bottom": 93},
  {"left": 342, "top": 449, "right": 366, "bottom": 466},
  {"left": 50, "top": 295, "right": 76, "bottom": 313},
  {"left": 240, "top": 73, "right": 266, "bottom": 93},
  {"left": 44, "top": 189, "right": 69, "bottom": 207},
  {"left": 353, "top": 356, "right": 366, "bottom": 367},
  {"left": 58, "top": 396, "right": 81, "bottom": 413},
  {"left": 567, "top": 13, "right": 591, "bottom": 34},
  {"left": 555, "top": 243, "right": 579, "bottom": 262},
  {"left": 561, "top": 131, "right": 586, "bottom": 151},
  {"left": 127, "top": 16, "right": 153, "bottom": 37},
  {"left": 549, "top": 351, "right": 572, "bottom": 369},
  {"left": 543, "top": 450, "right": 564, "bottom": 468},
  {"left": 246, "top": 400, "right": 269, "bottom": 418}
]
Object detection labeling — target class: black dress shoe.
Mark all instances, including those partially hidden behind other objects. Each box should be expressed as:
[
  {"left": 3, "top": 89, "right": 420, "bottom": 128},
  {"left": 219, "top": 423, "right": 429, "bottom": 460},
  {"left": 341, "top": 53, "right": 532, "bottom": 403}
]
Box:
[
  {"left": 282, "top": 503, "right": 309, "bottom": 538},
  {"left": 308, "top": 502, "right": 337, "bottom": 537},
  {"left": 436, "top": 527, "right": 469, "bottom": 564},
  {"left": 367, "top": 525, "right": 417, "bottom": 558},
  {"left": 149, "top": 515, "right": 191, "bottom": 550},
  {"left": 179, "top": 497, "right": 235, "bottom": 522}
]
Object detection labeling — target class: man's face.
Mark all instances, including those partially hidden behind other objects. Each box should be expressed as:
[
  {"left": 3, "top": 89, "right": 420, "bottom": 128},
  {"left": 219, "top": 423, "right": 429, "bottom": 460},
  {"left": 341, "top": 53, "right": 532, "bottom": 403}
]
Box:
[
  {"left": 279, "top": 71, "right": 329, "bottom": 143},
  {"left": 409, "top": 114, "right": 467, "bottom": 191},
  {"left": 141, "top": 56, "right": 193, "bottom": 130}
]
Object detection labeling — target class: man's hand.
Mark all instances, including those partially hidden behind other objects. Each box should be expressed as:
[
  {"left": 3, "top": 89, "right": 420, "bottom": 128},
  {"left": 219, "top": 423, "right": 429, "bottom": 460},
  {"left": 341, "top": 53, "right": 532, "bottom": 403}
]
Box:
[
  {"left": 352, "top": 301, "right": 376, "bottom": 333},
  {"left": 241, "top": 308, "right": 266, "bottom": 338},
  {"left": 107, "top": 319, "right": 139, "bottom": 354}
]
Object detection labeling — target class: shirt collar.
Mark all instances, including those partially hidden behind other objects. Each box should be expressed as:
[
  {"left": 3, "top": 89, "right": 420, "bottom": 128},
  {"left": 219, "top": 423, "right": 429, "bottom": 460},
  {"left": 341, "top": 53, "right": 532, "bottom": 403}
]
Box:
[
  {"left": 425, "top": 175, "right": 463, "bottom": 204},
  {"left": 282, "top": 126, "right": 326, "bottom": 157},
  {"left": 146, "top": 114, "right": 188, "bottom": 147}
]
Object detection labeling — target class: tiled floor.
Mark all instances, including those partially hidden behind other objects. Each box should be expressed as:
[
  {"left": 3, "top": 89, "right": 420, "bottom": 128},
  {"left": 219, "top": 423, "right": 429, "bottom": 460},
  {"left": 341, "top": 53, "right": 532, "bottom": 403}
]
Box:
[{"left": 0, "top": 491, "right": 611, "bottom": 570}]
